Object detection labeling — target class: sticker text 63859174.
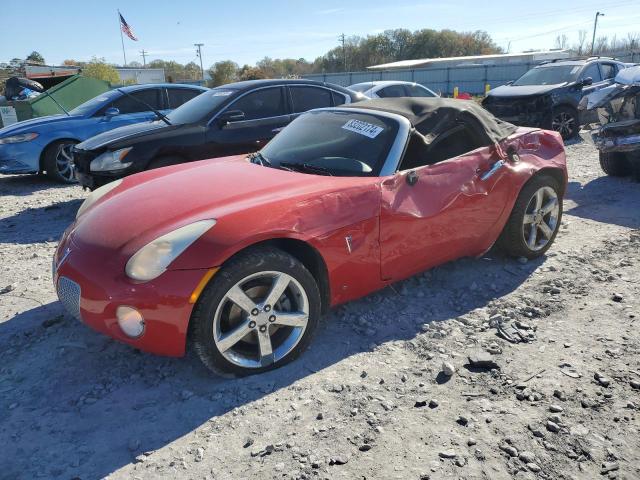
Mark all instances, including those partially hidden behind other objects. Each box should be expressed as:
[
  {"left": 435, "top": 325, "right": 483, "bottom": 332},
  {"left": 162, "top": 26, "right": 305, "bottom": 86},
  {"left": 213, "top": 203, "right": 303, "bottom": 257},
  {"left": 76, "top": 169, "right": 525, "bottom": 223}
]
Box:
[{"left": 342, "top": 119, "right": 384, "bottom": 139}]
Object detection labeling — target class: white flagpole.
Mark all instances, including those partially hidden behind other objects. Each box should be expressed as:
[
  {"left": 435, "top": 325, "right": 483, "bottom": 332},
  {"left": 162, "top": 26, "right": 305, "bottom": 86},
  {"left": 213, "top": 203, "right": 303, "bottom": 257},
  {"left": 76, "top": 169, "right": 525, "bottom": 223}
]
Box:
[{"left": 118, "top": 10, "right": 127, "bottom": 66}]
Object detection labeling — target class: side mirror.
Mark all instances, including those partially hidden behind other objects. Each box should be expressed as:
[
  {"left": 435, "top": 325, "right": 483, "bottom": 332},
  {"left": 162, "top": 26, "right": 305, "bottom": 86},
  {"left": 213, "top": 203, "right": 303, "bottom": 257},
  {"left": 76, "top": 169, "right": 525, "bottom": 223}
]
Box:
[
  {"left": 104, "top": 107, "right": 120, "bottom": 118},
  {"left": 217, "top": 109, "right": 245, "bottom": 126},
  {"left": 581, "top": 77, "right": 593, "bottom": 87},
  {"left": 406, "top": 170, "right": 418, "bottom": 186}
]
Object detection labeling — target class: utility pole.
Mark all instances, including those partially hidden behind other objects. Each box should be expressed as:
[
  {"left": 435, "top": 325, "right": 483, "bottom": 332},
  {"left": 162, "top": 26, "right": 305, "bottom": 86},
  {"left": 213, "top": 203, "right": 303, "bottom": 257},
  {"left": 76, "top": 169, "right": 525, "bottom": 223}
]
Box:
[
  {"left": 194, "top": 43, "right": 205, "bottom": 82},
  {"left": 140, "top": 50, "right": 148, "bottom": 67},
  {"left": 590, "top": 11, "right": 605, "bottom": 55},
  {"left": 339, "top": 33, "right": 347, "bottom": 72}
]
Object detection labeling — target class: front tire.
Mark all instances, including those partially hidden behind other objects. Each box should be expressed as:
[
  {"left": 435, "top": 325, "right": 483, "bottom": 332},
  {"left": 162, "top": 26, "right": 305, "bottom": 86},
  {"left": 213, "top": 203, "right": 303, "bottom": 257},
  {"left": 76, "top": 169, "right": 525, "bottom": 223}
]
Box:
[
  {"left": 498, "top": 175, "right": 563, "bottom": 259},
  {"left": 190, "top": 247, "right": 321, "bottom": 377},
  {"left": 599, "top": 151, "right": 631, "bottom": 177},
  {"left": 550, "top": 106, "right": 579, "bottom": 140},
  {"left": 43, "top": 140, "right": 78, "bottom": 183}
]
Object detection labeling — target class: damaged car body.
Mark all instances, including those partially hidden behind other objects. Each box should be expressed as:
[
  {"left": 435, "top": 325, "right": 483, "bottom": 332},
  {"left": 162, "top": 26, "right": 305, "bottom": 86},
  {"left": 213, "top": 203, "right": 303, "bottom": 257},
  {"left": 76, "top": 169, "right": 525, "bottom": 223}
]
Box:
[
  {"left": 580, "top": 66, "right": 640, "bottom": 177},
  {"left": 53, "top": 98, "right": 567, "bottom": 377}
]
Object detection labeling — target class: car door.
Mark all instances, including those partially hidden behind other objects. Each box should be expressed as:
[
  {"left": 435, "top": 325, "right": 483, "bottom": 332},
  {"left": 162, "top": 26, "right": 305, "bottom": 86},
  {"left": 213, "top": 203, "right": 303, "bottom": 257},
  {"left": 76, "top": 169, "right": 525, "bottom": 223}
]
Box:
[
  {"left": 579, "top": 64, "right": 606, "bottom": 124},
  {"left": 379, "top": 126, "right": 515, "bottom": 281},
  {"left": 204, "top": 86, "right": 290, "bottom": 157}
]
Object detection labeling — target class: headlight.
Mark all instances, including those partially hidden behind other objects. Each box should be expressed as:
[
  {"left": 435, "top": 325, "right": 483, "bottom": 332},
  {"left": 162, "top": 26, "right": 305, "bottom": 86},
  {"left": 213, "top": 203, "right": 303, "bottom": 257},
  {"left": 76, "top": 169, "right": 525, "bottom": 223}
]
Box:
[
  {"left": 0, "top": 133, "right": 39, "bottom": 144},
  {"left": 76, "top": 179, "right": 123, "bottom": 219},
  {"left": 125, "top": 219, "right": 216, "bottom": 281},
  {"left": 90, "top": 147, "right": 133, "bottom": 172}
]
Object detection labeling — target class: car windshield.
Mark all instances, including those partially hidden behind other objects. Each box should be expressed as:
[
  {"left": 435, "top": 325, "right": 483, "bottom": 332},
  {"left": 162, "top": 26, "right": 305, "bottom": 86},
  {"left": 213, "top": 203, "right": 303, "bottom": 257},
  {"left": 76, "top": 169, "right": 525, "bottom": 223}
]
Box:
[
  {"left": 513, "top": 65, "right": 581, "bottom": 86},
  {"left": 260, "top": 110, "right": 399, "bottom": 177},
  {"left": 69, "top": 91, "right": 121, "bottom": 116},
  {"left": 348, "top": 82, "right": 374, "bottom": 93},
  {"left": 165, "top": 88, "right": 237, "bottom": 124}
]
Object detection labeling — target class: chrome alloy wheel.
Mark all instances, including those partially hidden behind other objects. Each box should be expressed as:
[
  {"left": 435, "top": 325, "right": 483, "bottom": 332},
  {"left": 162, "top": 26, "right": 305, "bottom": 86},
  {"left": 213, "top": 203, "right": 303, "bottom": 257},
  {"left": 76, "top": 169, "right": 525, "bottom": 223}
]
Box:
[
  {"left": 55, "top": 143, "right": 77, "bottom": 182},
  {"left": 213, "top": 271, "right": 309, "bottom": 369},
  {"left": 522, "top": 186, "right": 560, "bottom": 251},
  {"left": 551, "top": 111, "right": 575, "bottom": 139}
]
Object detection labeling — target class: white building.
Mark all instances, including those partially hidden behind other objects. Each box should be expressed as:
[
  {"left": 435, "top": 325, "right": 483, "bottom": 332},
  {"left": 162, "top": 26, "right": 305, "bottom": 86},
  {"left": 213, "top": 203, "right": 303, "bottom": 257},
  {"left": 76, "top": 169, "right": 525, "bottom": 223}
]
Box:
[{"left": 116, "top": 68, "right": 166, "bottom": 84}]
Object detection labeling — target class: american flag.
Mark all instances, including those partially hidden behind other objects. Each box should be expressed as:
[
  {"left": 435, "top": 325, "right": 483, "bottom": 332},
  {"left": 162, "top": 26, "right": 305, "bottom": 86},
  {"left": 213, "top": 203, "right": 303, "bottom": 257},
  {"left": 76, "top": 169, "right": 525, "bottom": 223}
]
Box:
[{"left": 119, "top": 12, "right": 138, "bottom": 41}]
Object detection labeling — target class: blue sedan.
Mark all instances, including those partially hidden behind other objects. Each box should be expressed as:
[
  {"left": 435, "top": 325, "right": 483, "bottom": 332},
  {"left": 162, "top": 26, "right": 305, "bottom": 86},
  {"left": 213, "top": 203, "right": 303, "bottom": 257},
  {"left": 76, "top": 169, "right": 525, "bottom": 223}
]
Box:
[{"left": 0, "top": 83, "right": 207, "bottom": 182}]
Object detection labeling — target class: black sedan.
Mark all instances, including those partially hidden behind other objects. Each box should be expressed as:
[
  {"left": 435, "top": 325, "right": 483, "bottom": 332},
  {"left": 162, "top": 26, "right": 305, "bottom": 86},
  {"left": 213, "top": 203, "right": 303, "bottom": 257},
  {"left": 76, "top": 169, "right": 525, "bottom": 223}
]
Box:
[{"left": 73, "top": 79, "right": 364, "bottom": 189}]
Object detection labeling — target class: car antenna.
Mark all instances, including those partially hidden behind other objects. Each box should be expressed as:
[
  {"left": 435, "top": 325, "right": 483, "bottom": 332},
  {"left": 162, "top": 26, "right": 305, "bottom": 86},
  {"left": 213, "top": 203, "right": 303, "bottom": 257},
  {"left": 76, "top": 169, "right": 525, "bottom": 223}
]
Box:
[{"left": 115, "top": 88, "right": 172, "bottom": 126}]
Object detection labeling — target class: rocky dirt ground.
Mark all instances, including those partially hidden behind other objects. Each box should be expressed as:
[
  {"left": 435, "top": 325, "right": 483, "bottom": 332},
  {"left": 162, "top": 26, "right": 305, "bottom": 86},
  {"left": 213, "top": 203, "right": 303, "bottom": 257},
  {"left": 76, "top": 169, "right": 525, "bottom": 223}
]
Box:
[{"left": 1, "top": 139, "right": 639, "bottom": 480}]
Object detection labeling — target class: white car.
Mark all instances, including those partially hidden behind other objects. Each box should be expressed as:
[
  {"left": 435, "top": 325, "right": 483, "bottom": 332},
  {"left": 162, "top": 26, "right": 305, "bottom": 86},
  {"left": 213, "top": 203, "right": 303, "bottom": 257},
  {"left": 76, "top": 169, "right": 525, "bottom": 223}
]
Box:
[{"left": 348, "top": 81, "right": 438, "bottom": 99}]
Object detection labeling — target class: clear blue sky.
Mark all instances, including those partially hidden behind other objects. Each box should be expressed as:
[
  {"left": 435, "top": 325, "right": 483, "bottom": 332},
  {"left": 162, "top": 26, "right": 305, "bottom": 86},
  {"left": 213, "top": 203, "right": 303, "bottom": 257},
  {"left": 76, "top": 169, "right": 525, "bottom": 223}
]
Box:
[{"left": 1, "top": 0, "right": 639, "bottom": 68}]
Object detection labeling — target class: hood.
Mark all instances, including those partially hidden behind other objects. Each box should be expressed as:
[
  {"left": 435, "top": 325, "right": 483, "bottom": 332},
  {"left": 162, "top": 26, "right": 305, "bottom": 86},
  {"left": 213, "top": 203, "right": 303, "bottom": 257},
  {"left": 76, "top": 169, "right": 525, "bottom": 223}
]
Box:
[
  {"left": 76, "top": 120, "right": 171, "bottom": 150},
  {"left": 0, "top": 114, "right": 80, "bottom": 136},
  {"left": 487, "top": 83, "right": 564, "bottom": 99},
  {"left": 72, "top": 156, "right": 370, "bottom": 257}
]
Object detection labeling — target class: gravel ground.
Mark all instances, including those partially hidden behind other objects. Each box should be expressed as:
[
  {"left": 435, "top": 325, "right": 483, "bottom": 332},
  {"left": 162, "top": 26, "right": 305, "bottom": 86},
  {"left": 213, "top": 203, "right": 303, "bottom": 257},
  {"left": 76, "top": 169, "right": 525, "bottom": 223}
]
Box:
[{"left": 1, "top": 139, "right": 639, "bottom": 480}]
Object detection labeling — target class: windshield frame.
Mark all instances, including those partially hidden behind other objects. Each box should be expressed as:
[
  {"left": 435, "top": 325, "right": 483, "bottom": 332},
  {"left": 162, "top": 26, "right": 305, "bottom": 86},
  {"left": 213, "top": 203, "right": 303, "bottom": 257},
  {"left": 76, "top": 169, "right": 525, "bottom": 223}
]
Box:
[
  {"left": 260, "top": 107, "right": 411, "bottom": 177},
  {"left": 512, "top": 64, "right": 582, "bottom": 87}
]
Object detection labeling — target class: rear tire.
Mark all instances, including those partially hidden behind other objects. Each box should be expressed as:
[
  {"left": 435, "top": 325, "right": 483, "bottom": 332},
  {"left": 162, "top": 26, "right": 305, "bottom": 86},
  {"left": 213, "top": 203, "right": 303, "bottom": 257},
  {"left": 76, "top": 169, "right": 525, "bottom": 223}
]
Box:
[
  {"left": 599, "top": 151, "right": 631, "bottom": 177},
  {"left": 43, "top": 140, "right": 78, "bottom": 183},
  {"left": 190, "top": 247, "right": 321, "bottom": 377},
  {"left": 498, "top": 175, "right": 563, "bottom": 259}
]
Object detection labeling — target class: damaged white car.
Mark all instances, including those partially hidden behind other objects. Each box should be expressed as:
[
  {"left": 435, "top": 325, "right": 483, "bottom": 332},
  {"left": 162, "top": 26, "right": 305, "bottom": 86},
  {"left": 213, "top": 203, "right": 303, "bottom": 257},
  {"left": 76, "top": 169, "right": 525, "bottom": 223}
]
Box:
[{"left": 580, "top": 65, "right": 640, "bottom": 179}]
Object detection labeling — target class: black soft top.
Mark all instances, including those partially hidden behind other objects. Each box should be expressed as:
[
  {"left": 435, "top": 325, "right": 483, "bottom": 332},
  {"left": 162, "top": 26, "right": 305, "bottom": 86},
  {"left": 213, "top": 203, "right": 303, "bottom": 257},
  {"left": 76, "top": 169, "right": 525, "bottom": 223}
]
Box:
[{"left": 344, "top": 97, "right": 517, "bottom": 145}]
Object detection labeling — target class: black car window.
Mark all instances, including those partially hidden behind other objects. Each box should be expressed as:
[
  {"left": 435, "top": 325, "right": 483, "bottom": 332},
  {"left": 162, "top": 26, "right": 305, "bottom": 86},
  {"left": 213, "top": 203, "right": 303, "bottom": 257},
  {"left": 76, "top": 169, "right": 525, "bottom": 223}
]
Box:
[
  {"left": 290, "top": 86, "right": 333, "bottom": 113},
  {"left": 377, "top": 84, "right": 407, "bottom": 98},
  {"left": 167, "top": 88, "right": 203, "bottom": 109},
  {"left": 166, "top": 88, "right": 236, "bottom": 124},
  {"left": 332, "top": 91, "right": 348, "bottom": 106},
  {"left": 231, "top": 87, "right": 286, "bottom": 120},
  {"left": 111, "top": 89, "right": 163, "bottom": 114},
  {"left": 260, "top": 110, "right": 399, "bottom": 177},
  {"left": 404, "top": 84, "right": 436, "bottom": 97},
  {"left": 581, "top": 63, "right": 602, "bottom": 83},
  {"left": 600, "top": 63, "right": 617, "bottom": 80}
]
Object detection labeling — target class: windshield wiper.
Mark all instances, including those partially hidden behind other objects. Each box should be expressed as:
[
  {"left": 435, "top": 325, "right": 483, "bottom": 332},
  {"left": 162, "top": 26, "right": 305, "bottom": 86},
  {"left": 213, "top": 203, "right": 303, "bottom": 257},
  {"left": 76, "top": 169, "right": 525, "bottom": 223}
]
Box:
[
  {"left": 280, "top": 162, "right": 334, "bottom": 176},
  {"left": 115, "top": 88, "right": 172, "bottom": 126},
  {"left": 248, "top": 151, "right": 272, "bottom": 167}
]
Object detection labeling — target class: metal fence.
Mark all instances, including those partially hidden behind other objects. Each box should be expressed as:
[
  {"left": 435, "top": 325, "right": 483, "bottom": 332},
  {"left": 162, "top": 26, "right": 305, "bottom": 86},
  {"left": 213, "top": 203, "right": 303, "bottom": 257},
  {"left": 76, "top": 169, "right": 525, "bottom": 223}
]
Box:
[{"left": 303, "top": 51, "right": 640, "bottom": 96}]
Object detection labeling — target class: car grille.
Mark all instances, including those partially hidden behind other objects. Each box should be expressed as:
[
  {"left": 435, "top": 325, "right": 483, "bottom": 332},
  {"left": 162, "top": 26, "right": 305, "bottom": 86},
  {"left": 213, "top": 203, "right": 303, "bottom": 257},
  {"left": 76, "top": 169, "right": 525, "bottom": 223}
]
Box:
[{"left": 57, "top": 276, "right": 82, "bottom": 321}]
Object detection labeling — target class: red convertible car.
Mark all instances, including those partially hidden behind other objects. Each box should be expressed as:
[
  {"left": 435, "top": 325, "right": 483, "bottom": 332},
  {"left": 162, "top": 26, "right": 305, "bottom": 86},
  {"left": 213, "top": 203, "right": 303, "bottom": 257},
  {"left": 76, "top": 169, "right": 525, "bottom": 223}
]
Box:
[{"left": 53, "top": 98, "right": 567, "bottom": 376}]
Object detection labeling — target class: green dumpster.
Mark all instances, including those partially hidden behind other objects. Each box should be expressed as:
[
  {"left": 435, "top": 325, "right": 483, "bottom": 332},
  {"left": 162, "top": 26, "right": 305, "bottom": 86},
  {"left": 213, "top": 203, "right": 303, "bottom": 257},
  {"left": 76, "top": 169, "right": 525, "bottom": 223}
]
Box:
[{"left": 0, "top": 75, "right": 110, "bottom": 128}]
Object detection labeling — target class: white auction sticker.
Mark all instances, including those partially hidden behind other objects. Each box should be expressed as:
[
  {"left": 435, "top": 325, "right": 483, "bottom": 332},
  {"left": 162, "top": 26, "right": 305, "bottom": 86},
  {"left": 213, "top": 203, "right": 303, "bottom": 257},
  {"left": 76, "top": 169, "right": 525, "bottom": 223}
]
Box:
[
  {"left": 212, "top": 90, "right": 233, "bottom": 97},
  {"left": 342, "top": 119, "right": 384, "bottom": 138}
]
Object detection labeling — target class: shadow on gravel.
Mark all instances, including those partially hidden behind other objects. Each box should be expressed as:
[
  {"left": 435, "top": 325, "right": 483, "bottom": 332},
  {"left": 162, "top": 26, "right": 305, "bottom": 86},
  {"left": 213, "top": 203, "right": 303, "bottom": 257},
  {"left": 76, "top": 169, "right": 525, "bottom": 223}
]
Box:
[
  {"left": 0, "top": 250, "right": 543, "bottom": 479},
  {"left": 565, "top": 177, "right": 640, "bottom": 229},
  {"left": 0, "top": 174, "right": 73, "bottom": 196},
  {"left": 0, "top": 199, "right": 81, "bottom": 244}
]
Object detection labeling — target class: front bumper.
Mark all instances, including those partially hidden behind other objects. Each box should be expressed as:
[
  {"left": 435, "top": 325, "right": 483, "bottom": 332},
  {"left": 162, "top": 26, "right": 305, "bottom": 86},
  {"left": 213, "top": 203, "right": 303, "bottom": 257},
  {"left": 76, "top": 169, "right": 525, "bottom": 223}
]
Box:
[
  {"left": 0, "top": 142, "right": 41, "bottom": 174},
  {"left": 483, "top": 99, "right": 549, "bottom": 128},
  {"left": 53, "top": 230, "right": 210, "bottom": 357}
]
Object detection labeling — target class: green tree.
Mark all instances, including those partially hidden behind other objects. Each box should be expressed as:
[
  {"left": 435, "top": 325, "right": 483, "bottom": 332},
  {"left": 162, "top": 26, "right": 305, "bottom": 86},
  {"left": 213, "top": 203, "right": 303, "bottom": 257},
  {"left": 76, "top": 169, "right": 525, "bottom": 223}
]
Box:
[
  {"left": 82, "top": 57, "right": 120, "bottom": 84},
  {"left": 238, "top": 65, "right": 267, "bottom": 81},
  {"left": 208, "top": 60, "right": 239, "bottom": 86},
  {"left": 26, "top": 51, "right": 45, "bottom": 64}
]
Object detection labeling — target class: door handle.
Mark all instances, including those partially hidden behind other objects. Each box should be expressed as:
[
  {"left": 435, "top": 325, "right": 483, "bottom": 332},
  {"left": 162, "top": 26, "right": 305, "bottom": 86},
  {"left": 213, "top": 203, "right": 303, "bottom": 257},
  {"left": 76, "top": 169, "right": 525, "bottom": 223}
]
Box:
[{"left": 480, "top": 159, "right": 505, "bottom": 181}]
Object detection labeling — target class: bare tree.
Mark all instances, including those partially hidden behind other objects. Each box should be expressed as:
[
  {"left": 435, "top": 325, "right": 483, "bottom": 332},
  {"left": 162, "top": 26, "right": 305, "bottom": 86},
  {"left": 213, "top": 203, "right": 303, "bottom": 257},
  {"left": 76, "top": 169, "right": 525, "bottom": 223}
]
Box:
[
  {"left": 554, "top": 34, "right": 568, "bottom": 50},
  {"left": 576, "top": 30, "right": 588, "bottom": 55}
]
